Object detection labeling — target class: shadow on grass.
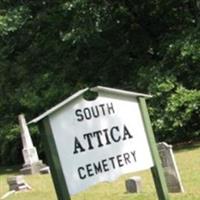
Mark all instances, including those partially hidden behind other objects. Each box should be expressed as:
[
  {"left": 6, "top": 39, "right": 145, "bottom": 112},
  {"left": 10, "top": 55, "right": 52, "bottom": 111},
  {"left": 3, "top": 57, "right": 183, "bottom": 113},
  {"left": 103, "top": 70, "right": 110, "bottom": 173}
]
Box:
[{"left": 0, "top": 165, "right": 20, "bottom": 175}]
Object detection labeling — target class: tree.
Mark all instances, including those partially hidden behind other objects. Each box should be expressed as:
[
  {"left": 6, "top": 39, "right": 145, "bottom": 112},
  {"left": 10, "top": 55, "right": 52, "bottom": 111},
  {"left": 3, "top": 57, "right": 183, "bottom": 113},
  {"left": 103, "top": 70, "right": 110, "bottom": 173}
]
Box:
[{"left": 0, "top": 0, "right": 199, "bottom": 165}]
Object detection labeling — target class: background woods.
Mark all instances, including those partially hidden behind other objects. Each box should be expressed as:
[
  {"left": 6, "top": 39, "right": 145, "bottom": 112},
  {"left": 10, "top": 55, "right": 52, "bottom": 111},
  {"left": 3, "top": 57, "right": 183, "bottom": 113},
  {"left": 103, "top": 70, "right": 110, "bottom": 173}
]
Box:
[{"left": 0, "top": 0, "right": 199, "bottom": 165}]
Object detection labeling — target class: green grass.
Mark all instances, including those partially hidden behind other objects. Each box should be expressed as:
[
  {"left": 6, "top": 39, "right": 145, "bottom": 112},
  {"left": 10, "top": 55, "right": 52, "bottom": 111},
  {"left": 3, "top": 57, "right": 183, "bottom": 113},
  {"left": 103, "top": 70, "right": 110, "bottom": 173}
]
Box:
[{"left": 0, "top": 144, "right": 200, "bottom": 200}]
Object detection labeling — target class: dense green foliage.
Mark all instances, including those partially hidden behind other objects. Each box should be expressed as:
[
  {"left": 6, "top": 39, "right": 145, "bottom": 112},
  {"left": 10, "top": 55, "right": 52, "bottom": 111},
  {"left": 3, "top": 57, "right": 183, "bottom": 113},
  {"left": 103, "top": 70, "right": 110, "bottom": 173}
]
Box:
[{"left": 0, "top": 1, "right": 199, "bottom": 165}]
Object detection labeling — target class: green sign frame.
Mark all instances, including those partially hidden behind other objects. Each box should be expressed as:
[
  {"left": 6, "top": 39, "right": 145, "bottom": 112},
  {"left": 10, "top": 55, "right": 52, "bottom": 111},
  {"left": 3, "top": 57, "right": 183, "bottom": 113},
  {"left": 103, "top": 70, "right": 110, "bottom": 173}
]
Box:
[{"left": 31, "top": 87, "right": 169, "bottom": 200}]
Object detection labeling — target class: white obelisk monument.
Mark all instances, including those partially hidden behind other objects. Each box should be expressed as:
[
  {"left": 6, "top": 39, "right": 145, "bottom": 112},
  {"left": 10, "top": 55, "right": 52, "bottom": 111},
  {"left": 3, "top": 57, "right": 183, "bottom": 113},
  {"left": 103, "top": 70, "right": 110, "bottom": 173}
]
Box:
[{"left": 18, "top": 114, "right": 45, "bottom": 174}]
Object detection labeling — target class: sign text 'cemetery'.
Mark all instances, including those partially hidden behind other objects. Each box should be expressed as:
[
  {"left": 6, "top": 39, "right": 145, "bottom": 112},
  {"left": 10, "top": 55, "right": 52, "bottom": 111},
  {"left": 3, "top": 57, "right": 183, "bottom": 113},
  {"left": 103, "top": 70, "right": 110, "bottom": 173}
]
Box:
[{"left": 47, "top": 91, "right": 153, "bottom": 195}]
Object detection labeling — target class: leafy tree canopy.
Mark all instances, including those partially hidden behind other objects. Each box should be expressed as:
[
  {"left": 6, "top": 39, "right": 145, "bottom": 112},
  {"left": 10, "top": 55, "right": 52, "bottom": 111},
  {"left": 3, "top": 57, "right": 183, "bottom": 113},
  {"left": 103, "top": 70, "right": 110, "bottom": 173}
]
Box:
[{"left": 0, "top": 0, "right": 199, "bottom": 164}]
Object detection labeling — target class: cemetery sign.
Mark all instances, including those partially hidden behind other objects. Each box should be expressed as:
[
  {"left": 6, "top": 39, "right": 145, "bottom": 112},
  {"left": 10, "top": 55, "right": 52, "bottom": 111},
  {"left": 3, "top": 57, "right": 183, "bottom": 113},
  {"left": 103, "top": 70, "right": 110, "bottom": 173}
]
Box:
[{"left": 29, "top": 86, "right": 169, "bottom": 200}]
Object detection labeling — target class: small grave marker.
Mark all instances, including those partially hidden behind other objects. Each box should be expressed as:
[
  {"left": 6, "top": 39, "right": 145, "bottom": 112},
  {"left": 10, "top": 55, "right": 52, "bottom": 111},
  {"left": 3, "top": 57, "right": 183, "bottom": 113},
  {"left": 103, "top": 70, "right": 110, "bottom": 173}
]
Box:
[
  {"left": 125, "top": 176, "right": 142, "bottom": 193},
  {"left": 7, "top": 175, "right": 31, "bottom": 191},
  {"left": 0, "top": 176, "right": 31, "bottom": 199}
]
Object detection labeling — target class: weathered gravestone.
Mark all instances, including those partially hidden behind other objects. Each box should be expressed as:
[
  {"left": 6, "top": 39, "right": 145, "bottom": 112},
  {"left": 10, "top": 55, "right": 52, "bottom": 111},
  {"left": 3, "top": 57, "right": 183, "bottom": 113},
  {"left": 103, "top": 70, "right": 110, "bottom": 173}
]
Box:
[
  {"left": 0, "top": 176, "right": 31, "bottom": 200},
  {"left": 7, "top": 176, "right": 31, "bottom": 191},
  {"left": 158, "top": 142, "right": 184, "bottom": 193},
  {"left": 18, "top": 114, "right": 46, "bottom": 174},
  {"left": 125, "top": 176, "right": 142, "bottom": 193}
]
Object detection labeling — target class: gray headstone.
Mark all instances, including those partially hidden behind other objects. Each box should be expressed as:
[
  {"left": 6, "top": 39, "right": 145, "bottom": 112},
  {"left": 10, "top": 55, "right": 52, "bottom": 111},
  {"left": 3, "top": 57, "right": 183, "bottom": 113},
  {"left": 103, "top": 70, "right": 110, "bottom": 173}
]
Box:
[
  {"left": 125, "top": 176, "right": 142, "bottom": 193},
  {"left": 158, "top": 142, "right": 184, "bottom": 193},
  {"left": 7, "top": 176, "right": 31, "bottom": 191},
  {"left": 7, "top": 176, "right": 24, "bottom": 185}
]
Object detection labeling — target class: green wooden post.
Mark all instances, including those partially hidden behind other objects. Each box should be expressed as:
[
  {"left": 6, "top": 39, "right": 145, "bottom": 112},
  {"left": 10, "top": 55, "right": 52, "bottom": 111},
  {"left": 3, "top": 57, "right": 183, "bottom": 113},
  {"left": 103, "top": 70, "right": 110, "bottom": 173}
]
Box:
[
  {"left": 38, "top": 117, "right": 71, "bottom": 200},
  {"left": 138, "top": 97, "right": 169, "bottom": 200}
]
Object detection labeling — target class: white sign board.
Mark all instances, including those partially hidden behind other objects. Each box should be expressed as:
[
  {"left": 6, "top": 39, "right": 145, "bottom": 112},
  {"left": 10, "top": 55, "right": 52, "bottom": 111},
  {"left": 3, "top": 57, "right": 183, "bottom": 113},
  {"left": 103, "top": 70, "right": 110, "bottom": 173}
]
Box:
[{"left": 49, "top": 94, "right": 153, "bottom": 195}]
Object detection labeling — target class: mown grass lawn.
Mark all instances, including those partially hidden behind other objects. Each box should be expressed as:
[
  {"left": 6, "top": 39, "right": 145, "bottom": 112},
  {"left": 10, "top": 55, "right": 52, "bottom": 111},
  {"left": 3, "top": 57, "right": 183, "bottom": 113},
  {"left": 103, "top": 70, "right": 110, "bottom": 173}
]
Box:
[{"left": 0, "top": 144, "right": 200, "bottom": 200}]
